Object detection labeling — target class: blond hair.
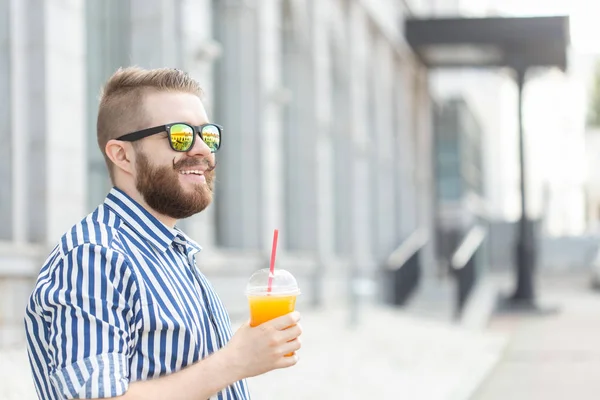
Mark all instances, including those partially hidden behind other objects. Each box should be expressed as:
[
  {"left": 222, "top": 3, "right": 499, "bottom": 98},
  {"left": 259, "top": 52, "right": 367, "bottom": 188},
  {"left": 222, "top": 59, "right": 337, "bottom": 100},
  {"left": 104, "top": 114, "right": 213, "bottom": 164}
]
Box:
[{"left": 97, "top": 66, "right": 204, "bottom": 181}]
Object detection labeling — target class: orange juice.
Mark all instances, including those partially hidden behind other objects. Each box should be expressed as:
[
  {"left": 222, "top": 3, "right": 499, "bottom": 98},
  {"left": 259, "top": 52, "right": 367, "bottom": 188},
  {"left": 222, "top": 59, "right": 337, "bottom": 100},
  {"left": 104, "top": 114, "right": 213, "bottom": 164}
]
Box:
[
  {"left": 248, "top": 294, "right": 297, "bottom": 327},
  {"left": 246, "top": 268, "right": 300, "bottom": 357}
]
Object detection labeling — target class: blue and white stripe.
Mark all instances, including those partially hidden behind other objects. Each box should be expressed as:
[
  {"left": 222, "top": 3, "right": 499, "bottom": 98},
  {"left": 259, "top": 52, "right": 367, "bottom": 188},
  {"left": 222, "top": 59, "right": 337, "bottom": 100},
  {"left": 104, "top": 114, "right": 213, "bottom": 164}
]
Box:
[{"left": 24, "top": 187, "right": 250, "bottom": 399}]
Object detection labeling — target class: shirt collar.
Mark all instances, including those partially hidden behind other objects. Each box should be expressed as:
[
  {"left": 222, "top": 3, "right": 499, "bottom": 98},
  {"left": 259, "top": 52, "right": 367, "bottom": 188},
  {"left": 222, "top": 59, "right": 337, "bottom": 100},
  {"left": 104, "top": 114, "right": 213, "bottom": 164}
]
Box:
[
  {"left": 104, "top": 187, "right": 201, "bottom": 254},
  {"left": 173, "top": 227, "right": 203, "bottom": 255}
]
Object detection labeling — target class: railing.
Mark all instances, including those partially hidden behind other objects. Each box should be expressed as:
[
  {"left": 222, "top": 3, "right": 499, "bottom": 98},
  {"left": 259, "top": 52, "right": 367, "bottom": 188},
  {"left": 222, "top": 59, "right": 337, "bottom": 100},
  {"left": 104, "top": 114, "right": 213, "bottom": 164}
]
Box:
[
  {"left": 383, "top": 229, "right": 428, "bottom": 306},
  {"left": 450, "top": 224, "right": 487, "bottom": 318}
]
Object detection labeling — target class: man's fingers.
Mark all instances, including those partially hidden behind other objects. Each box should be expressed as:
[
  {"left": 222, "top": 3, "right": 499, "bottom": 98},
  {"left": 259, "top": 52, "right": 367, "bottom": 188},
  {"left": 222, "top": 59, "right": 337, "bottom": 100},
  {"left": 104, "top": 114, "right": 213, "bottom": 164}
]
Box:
[
  {"left": 279, "top": 323, "right": 302, "bottom": 341},
  {"left": 268, "top": 311, "right": 301, "bottom": 330},
  {"left": 276, "top": 352, "right": 299, "bottom": 369},
  {"left": 279, "top": 338, "right": 302, "bottom": 356}
]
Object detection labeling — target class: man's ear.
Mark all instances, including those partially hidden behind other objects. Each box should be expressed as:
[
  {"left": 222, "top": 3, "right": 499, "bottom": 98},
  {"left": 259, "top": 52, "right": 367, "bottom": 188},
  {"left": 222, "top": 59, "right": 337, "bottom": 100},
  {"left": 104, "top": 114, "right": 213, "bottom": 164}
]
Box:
[{"left": 105, "top": 139, "right": 135, "bottom": 176}]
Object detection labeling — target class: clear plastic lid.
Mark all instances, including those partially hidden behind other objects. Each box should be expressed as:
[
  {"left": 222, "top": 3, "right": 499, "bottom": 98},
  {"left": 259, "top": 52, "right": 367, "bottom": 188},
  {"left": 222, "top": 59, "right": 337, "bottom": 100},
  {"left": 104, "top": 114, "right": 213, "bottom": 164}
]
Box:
[{"left": 245, "top": 268, "right": 301, "bottom": 296}]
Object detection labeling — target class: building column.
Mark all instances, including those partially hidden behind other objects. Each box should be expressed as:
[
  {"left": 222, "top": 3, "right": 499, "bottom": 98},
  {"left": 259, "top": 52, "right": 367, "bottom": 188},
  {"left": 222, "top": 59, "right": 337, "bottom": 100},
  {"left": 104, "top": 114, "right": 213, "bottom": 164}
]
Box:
[
  {"left": 399, "top": 63, "right": 420, "bottom": 240},
  {"left": 213, "top": 0, "right": 263, "bottom": 250},
  {"left": 331, "top": 45, "right": 354, "bottom": 260},
  {"left": 392, "top": 59, "right": 406, "bottom": 247},
  {"left": 0, "top": 0, "right": 12, "bottom": 242},
  {"left": 44, "top": 0, "right": 87, "bottom": 244},
  {"left": 310, "top": 0, "right": 336, "bottom": 260},
  {"left": 414, "top": 66, "right": 436, "bottom": 273},
  {"left": 279, "top": 0, "right": 319, "bottom": 254},
  {"left": 370, "top": 36, "right": 397, "bottom": 261},
  {"left": 11, "top": 0, "right": 44, "bottom": 244},
  {"left": 347, "top": 4, "right": 372, "bottom": 267},
  {"left": 257, "top": 0, "right": 286, "bottom": 253},
  {"left": 129, "top": 0, "right": 180, "bottom": 68}
]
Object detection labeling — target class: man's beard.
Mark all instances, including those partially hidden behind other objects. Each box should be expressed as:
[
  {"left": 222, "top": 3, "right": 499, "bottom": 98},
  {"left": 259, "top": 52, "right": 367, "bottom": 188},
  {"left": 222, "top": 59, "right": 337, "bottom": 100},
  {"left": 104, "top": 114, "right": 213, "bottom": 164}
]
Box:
[{"left": 135, "top": 151, "right": 215, "bottom": 220}]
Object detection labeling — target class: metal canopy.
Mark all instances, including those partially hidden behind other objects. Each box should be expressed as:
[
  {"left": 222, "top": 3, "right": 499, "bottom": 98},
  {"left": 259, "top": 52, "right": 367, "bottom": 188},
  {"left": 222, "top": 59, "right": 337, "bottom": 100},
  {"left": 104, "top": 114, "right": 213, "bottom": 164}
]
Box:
[{"left": 405, "top": 16, "right": 570, "bottom": 70}]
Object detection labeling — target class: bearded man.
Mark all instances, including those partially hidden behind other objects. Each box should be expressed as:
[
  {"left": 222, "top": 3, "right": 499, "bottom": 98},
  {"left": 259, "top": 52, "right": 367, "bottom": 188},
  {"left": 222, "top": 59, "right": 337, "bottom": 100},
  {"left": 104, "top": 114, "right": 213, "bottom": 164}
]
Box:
[{"left": 24, "top": 67, "right": 302, "bottom": 400}]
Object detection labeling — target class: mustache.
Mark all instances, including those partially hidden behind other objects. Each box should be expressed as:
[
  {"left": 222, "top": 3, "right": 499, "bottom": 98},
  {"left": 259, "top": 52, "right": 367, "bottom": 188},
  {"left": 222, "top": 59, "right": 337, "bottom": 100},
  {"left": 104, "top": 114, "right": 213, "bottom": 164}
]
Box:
[{"left": 173, "top": 157, "right": 217, "bottom": 172}]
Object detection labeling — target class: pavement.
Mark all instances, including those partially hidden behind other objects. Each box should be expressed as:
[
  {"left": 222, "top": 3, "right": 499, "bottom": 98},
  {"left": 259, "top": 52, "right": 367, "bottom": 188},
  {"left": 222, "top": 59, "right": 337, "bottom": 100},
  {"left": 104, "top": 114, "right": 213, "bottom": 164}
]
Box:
[
  {"left": 472, "top": 273, "right": 600, "bottom": 400},
  {"left": 1, "top": 304, "right": 507, "bottom": 400}
]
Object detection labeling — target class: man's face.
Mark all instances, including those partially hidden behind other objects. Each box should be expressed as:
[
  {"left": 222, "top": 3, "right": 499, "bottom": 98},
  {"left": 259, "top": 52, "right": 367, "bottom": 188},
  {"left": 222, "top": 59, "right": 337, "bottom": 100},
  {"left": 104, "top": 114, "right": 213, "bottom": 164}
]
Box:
[{"left": 132, "top": 91, "right": 216, "bottom": 220}]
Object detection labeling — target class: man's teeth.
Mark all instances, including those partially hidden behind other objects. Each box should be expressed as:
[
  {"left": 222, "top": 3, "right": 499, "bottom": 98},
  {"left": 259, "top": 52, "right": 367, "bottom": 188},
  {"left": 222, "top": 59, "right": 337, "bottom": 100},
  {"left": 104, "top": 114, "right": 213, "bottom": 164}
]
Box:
[{"left": 180, "top": 170, "right": 203, "bottom": 175}]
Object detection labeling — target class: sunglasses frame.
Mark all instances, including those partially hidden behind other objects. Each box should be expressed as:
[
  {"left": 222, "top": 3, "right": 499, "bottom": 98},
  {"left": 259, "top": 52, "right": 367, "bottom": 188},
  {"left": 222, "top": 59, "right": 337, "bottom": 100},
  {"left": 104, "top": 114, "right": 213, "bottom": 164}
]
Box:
[{"left": 116, "top": 122, "right": 223, "bottom": 153}]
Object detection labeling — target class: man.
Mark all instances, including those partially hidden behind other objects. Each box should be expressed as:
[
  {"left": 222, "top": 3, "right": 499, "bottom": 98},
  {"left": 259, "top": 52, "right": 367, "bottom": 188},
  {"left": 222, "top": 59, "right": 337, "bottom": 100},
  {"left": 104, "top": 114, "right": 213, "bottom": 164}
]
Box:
[{"left": 24, "top": 67, "right": 302, "bottom": 400}]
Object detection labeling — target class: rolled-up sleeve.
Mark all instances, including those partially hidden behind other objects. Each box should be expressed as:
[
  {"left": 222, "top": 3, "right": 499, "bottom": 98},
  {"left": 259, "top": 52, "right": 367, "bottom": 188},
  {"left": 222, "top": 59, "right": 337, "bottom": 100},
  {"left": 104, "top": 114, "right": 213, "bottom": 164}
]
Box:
[{"left": 43, "top": 244, "right": 138, "bottom": 398}]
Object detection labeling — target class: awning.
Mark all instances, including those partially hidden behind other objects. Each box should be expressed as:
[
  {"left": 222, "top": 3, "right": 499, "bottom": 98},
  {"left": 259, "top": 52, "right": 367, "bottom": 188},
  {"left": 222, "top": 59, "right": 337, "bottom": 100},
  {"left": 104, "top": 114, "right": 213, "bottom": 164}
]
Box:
[{"left": 405, "top": 16, "right": 570, "bottom": 70}]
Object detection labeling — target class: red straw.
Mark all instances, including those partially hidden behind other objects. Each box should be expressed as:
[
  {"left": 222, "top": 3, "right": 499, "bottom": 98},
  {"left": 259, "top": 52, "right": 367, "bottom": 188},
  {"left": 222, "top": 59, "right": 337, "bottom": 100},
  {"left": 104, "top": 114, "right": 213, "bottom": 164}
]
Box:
[{"left": 267, "top": 229, "right": 279, "bottom": 293}]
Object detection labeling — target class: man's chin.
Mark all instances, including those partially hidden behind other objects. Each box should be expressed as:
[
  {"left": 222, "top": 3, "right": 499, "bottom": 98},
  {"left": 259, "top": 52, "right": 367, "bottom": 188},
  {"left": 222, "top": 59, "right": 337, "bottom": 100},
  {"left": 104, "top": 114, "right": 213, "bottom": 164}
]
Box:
[
  {"left": 187, "top": 190, "right": 213, "bottom": 214},
  {"left": 162, "top": 197, "right": 212, "bottom": 219}
]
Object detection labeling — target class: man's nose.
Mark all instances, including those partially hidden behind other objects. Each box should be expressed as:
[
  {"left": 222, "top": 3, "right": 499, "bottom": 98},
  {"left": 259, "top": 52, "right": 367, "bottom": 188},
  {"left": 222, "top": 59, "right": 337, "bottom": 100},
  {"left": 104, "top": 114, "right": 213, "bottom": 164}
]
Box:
[{"left": 187, "top": 133, "right": 212, "bottom": 157}]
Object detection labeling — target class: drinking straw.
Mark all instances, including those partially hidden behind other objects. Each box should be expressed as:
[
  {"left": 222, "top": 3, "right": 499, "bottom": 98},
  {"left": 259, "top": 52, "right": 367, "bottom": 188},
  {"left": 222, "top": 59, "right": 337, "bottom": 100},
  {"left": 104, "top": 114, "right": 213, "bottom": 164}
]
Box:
[{"left": 267, "top": 229, "right": 279, "bottom": 293}]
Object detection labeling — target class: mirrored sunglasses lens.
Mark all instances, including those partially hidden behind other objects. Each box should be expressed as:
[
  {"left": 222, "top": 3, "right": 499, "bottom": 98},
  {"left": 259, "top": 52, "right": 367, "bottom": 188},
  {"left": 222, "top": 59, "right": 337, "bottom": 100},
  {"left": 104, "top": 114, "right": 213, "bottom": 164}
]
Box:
[
  {"left": 202, "top": 125, "right": 221, "bottom": 152},
  {"left": 170, "top": 124, "right": 194, "bottom": 151}
]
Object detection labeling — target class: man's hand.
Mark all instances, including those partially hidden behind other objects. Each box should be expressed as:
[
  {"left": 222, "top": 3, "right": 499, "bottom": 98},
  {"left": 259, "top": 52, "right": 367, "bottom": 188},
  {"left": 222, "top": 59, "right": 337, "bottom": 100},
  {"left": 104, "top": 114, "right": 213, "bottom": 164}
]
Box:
[
  {"left": 223, "top": 311, "right": 303, "bottom": 380},
  {"left": 106, "top": 312, "right": 303, "bottom": 400}
]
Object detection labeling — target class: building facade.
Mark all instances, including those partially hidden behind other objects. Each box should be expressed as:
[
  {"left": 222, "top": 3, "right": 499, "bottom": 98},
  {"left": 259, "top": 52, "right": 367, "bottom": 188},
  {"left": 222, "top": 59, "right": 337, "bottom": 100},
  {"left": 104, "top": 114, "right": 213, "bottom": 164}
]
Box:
[{"left": 0, "top": 0, "right": 436, "bottom": 346}]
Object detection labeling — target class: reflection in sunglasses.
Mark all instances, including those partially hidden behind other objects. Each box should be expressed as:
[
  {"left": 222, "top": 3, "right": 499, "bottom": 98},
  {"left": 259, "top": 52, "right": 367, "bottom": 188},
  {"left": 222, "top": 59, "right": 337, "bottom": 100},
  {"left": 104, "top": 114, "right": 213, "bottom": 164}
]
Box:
[
  {"left": 174, "top": 138, "right": 192, "bottom": 145},
  {"left": 171, "top": 133, "right": 192, "bottom": 138},
  {"left": 203, "top": 132, "right": 219, "bottom": 140},
  {"left": 171, "top": 133, "right": 193, "bottom": 151}
]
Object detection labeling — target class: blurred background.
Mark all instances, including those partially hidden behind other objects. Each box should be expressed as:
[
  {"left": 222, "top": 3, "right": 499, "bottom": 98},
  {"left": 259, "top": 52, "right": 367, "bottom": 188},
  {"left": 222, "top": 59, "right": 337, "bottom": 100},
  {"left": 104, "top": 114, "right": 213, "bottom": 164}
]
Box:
[{"left": 2, "top": 0, "right": 600, "bottom": 399}]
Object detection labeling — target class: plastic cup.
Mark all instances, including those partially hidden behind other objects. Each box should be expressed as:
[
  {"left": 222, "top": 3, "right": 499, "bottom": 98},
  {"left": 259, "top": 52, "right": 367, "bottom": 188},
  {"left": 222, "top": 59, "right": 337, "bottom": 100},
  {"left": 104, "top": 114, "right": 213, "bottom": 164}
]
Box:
[{"left": 246, "top": 268, "right": 300, "bottom": 327}]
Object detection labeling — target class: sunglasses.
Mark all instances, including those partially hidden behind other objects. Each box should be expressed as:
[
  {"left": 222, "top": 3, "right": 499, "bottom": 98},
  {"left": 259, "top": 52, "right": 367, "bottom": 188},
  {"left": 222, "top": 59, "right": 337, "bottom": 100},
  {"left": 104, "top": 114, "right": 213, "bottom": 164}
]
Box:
[{"left": 116, "top": 122, "right": 222, "bottom": 153}]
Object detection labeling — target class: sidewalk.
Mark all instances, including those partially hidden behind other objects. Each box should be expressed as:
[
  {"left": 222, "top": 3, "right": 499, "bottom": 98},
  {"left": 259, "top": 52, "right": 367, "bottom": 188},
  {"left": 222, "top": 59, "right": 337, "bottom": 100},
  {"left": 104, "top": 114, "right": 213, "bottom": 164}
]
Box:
[
  {"left": 245, "top": 306, "right": 507, "bottom": 399},
  {"left": 1, "top": 305, "right": 507, "bottom": 400},
  {"left": 473, "top": 273, "right": 600, "bottom": 400}
]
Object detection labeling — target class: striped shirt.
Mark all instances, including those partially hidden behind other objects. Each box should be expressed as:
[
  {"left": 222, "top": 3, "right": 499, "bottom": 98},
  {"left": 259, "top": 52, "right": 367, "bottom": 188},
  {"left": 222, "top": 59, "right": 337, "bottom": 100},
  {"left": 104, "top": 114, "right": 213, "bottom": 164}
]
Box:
[{"left": 24, "top": 187, "right": 250, "bottom": 399}]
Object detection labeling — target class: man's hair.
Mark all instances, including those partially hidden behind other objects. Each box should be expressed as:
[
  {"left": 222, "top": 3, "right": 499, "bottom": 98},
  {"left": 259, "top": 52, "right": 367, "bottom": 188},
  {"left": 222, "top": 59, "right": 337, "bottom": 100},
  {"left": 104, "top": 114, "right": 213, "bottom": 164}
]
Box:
[{"left": 97, "top": 66, "right": 203, "bottom": 181}]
